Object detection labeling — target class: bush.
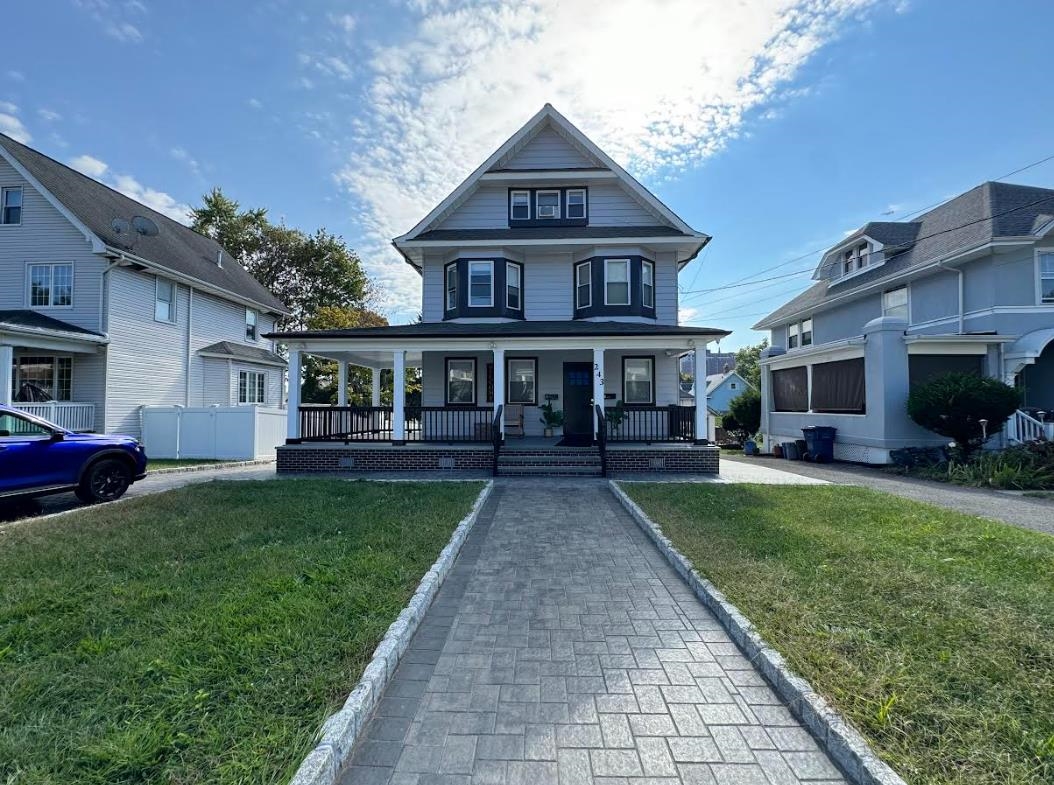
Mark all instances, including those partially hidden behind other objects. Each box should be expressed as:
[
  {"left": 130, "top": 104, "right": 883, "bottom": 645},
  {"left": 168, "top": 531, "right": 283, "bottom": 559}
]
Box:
[
  {"left": 906, "top": 373, "right": 1020, "bottom": 456},
  {"left": 719, "top": 413, "right": 747, "bottom": 443},
  {"left": 728, "top": 388, "right": 761, "bottom": 437},
  {"left": 939, "top": 442, "right": 1054, "bottom": 490}
]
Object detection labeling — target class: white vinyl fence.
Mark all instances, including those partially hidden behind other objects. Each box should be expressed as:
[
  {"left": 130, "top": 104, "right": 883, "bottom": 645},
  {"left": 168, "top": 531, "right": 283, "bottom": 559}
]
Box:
[{"left": 140, "top": 405, "right": 286, "bottom": 460}]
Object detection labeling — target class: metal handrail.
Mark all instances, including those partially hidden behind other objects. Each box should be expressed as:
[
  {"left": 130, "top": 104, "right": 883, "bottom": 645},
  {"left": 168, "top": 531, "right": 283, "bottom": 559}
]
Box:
[
  {"left": 492, "top": 404, "right": 504, "bottom": 477},
  {"left": 594, "top": 403, "right": 607, "bottom": 478}
]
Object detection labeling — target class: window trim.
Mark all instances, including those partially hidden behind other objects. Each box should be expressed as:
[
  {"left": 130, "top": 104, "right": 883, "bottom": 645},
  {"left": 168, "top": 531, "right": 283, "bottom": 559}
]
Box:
[
  {"left": 509, "top": 190, "right": 531, "bottom": 221},
  {"left": 154, "top": 277, "right": 176, "bottom": 323},
  {"left": 505, "top": 261, "right": 522, "bottom": 311},
  {"left": 445, "top": 356, "right": 478, "bottom": 406},
  {"left": 800, "top": 318, "right": 813, "bottom": 347},
  {"left": 575, "top": 261, "right": 592, "bottom": 310},
  {"left": 445, "top": 262, "right": 458, "bottom": 311},
  {"left": 505, "top": 356, "right": 538, "bottom": 406},
  {"left": 535, "top": 189, "right": 561, "bottom": 220},
  {"left": 566, "top": 188, "right": 587, "bottom": 220},
  {"left": 1, "top": 185, "right": 23, "bottom": 226},
  {"left": 882, "top": 285, "right": 909, "bottom": 320},
  {"left": 604, "top": 258, "right": 631, "bottom": 306},
  {"left": 245, "top": 308, "right": 258, "bottom": 342},
  {"left": 467, "top": 259, "right": 495, "bottom": 308},
  {"left": 11, "top": 354, "right": 73, "bottom": 401},
  {"left": 622, "top": 355, "right": 655, "bottom": 406},
  {"left": 1037, "top": 249, "right": 1054, "bottom": 305},
  {"left": 237, "top": 369, "right": 267, "bottom": 405},
  {"left": 788, "top": 322, "right": 799, "bottom": 349},
  {"left": 26, "top": 261, "right": 74, "bottom": 309},
  {"left": 641, "top": 260, "right": 655, "bottom": 309}
]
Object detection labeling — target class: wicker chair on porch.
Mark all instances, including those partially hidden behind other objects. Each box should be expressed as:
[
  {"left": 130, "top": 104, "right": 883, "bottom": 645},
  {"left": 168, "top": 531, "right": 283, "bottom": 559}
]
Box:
[{"left": 503, "top": 404, "right": 525, "bottom": 438}]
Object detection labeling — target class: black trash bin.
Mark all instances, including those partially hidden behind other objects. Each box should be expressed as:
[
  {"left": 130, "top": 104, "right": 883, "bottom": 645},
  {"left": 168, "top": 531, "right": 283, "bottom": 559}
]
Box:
[{"left": 801, "top": 426, "right": 836, "bottom": 463}]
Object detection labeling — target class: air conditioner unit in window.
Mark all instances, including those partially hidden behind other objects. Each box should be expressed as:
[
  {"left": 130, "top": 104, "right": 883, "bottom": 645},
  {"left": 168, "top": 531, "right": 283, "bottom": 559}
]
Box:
[{"left": 538, "top": 206, "right": 557, "bottom": 218}]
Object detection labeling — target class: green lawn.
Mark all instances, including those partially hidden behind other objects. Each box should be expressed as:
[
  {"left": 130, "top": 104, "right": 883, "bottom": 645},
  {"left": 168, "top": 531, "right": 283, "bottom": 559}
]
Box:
[
  {"left": 623, "top": 483, "right": 1054, "bottom": 785},
  {"left": 147, "top": 458, "right": 227, "bottom": 470},
  {"left": 0, "top": 479, "right": 484, "bottom": 785}
]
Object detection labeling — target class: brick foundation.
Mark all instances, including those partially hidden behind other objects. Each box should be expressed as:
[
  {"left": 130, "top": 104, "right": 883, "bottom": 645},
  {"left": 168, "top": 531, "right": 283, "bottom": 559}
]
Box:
[{"left": 606, "top": 446, "right": 720, "bottom": 474}]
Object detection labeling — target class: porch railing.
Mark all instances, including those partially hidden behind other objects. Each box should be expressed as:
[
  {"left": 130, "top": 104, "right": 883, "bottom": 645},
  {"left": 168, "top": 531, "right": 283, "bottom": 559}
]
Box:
[
  {"left": 491, "top": 405, "right": 503, "bottom": 477},
  {"left": 605, "top": 404, "right": 695, "bottom": 443},
  {"left": 1006, "top": 409, "right": 1054, "bottom": 444},
  {"left": 595, "top": 404, "right": 608, "bottom": 477},
  {"left": 298, "top": 405, "right": 495, "bottom": 443},
  {"left": 15, "top": 402, "right": 95, "bottom": 432}
]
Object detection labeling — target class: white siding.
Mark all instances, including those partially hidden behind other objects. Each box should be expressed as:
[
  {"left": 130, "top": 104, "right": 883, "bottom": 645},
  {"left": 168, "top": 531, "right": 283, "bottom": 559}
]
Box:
[
  {"left": 0, "top": 156, "right": 106, "bottom": 332},
  {"left": 500, "top": 126, "right": 597, "bottom": 170}
]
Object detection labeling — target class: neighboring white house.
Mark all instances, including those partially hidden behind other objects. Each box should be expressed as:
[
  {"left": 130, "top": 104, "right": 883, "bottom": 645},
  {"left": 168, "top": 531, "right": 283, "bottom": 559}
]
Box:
[
  {"left": 271, "top": 104, "right": 728, "bottom": 475},
  {"left": 754, "top": 181, "right": 1054, "bottom": 463},
  {"left": 0, "top": 132, "right": 288, "bottom": 455}
]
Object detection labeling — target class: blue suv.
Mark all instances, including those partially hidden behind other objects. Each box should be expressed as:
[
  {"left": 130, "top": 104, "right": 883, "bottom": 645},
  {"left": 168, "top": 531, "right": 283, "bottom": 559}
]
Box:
[{"left": 0, "top": 404, "right": 148, "bottom": 504}]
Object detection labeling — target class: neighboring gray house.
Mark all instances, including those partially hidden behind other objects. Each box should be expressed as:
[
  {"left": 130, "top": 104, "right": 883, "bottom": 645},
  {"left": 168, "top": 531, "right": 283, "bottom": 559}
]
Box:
[
  {"left": 0, "top": 132, "right": 288, "bottom": 441},
  {"left": 754, "top": 181, "right": 1054, "bottom": 463}
]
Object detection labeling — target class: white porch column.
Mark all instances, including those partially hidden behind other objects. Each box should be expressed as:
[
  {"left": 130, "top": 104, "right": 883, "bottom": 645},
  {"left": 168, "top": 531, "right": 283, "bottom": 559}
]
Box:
[
  {"left": 371, "top": 367, "right": 382, "bottom": 407},
  {"left": 0, "top": 345, "right": 12, "bottom": 406},
  {"left": 286, "top": 349, "right": 301, "bottom": 440},
  {"left": 493, "top": 346, "right": 505, "bottom": 439},
  {"left": 693, "top": 346, "right": 706, "bottom": 443},
  {"left": 336, "top": 361, "right": 348, "bottom": 407},
  {"left": 592, "top": 347, "right": 605, "bottom": 434},
  {"left": 392, "top": 350, "right": 406, "bottom": 443}
]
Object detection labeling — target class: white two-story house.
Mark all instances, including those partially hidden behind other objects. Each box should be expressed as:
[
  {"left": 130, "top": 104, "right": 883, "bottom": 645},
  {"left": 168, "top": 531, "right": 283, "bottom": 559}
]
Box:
[
  {"left": 754, "top": 180, "right": 1054, "bottom": 463},
  {"left": 271, "top": 105, "right": 727, "bottom": 475},
  {"left": 0, "top": 132, "right": 288, "bottom": 446}
]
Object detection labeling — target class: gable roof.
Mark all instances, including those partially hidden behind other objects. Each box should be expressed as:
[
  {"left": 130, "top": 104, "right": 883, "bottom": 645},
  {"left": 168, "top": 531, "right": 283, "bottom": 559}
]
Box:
[
  {"left": 393, "top": 104, "right": 709, "bottom": 265},
  {"left": 0, "top": 133, "right": 287, "bottom": 315},
  {"left": 198, "top": 340, "right": 286, "bottom": 366},
  {"left": 755, "top": 181, "right": 1054, "bottom": 329},
  {"left": 705, "top": 370, "right": 751, "bottom": 395}
]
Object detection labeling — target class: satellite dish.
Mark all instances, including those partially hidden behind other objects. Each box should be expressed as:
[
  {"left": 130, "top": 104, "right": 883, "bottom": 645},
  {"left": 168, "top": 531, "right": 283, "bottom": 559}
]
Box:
[
  {"left": 110, "top": 217, "right": 131, "bottom": 235},
  {"left": 132, "top": 215, "right": 159, "bottom": 237}
]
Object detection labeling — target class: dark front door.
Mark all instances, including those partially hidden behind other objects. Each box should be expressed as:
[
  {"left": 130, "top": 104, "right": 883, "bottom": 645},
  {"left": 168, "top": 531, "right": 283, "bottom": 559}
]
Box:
[{"left": 562, "top": 362, "right": 593, "bottom": 437}]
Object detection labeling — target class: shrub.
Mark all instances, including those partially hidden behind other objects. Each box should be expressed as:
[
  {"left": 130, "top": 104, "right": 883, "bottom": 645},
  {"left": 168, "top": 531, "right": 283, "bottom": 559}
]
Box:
[
  {"left": 728, "top": 388, "right": 761, "bottom": 437},
  {"left": 720, "top": 413, "right": 747, "bottom": 442},
  {"left": 940, "top": 443, "right": 1054, "bottom": 490},
  {"left": 906, "top": 373, "right": 1020, "bottom": 456}
]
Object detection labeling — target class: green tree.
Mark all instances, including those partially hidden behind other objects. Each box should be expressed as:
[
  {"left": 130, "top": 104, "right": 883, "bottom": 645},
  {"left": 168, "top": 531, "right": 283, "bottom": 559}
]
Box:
[
  {"left": 907, "top": 373, "right": 1020, "bottom": 456},
  {"left": 733, "top": 339, "right": 768, "bottom": 389},
  {"left": 728, "top": 388, "right": 762, "bottom": 437}
]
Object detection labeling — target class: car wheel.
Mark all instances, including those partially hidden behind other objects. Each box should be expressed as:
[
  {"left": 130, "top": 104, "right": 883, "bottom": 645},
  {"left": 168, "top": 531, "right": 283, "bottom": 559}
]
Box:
[{"left": 77, "top": 458, "right": 133, "bottom": 503}]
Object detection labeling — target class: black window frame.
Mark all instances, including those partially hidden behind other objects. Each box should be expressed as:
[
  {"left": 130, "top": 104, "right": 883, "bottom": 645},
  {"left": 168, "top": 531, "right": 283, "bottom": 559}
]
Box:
[
  {"left": 507, "top": 187, "right": 588, "bottom": 227},
  {"left": 574, "top": 255, "right": 657, "bottom": 319},
  {"left": 811, "top": 358, "right": 866, "bottom": 414},
  {"left": 443, "top": 258, "right": 524, "bottom": 320},
  {"left": 445, "top": 356, "right": 478, "bottom": 406},
  {"left": 622, "top": 355, "right": 655, "bottom": 406}
]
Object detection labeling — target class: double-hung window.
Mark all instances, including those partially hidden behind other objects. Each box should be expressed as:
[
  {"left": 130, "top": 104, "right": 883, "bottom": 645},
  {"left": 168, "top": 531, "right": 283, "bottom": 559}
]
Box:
[
  {"left": 468, "top": 260, "right": 493, "bottom": 307},
  {"left": 155, "top": 277, "right": 175, "bottom": 322},
  {"left": 641, "top": 260, "right": 654, "bottom": 309},
  {"left": 245, "top": 308, "right": 258, "bottom": 341},
  {"left": 605, "top": 259, "right": 630, "bottom": 305},
  {"left": 566, "top": 189, "right": 586, "bottom": 219},
  {"left": 445, "top": 263, "right": 457, "bottom": 310},
  {"left": 623, "top": 357, "right": 654, "bottom": 405},
  {"left": 507, "top": 357, "right": 536, "bottom": 405},
  {"left": 510, "top": 190, "right": 530, "bottom": 220},
  {"left": 446, "top": 358, "right": 476, "bottom": 405},
  {"left": 536, "top": 190, "right": 560, "bottom": 219},
  {"left": 506, "top": 262, "right": 522, "bottom": 310},
  {"left": 575, "top": 261, "right": 592, "bottom": 309},
  {"left": 788, "top": 318, "right": 812, "bottom": 349},
  {"left": 801, "top": 318, "right": 813, "bottom": 346},
  {"left": 1, "top": 186, "right": 22, "bottom": 225},
  {"left": 238, "top": 370, "right": 266, "bottom": 404},
  {"left": 882, "top": 286, "right": 908, "bottom": 320},
  {"left": 788, "top": 322, "right": 799, "bottom": 349},
  {"left": 1040, "top": 252, "right": 1054, "bottom": 303},
  {"left": 28, "top": 262, "right": 73, "bottom": 307}
]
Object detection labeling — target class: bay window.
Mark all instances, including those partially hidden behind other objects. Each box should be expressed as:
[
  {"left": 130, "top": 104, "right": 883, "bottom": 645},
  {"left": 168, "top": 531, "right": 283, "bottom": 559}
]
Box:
[
  {"left": 468, "top": 260, "right": 493, "bottom": 307},
  {"left": 446, "top": 358, "right": 477, "bottom": 405},
  {"left": 507, "top": 357, "right": 536, "bottom": 405},
  {"left": 506, "top": 262, "right": 522, "bottom": 310},
  {"left": 605, "top": 259, "right": 630, "bottom": 305},
  {"left": 575, "top": 261, "right": 592, "bottom": 309},
  {"left": 623, "top": 356, "right": 654, "bottom": 405},
  {"left": 641, "top": 260, "right": 654, "bottom": 309},
  {"left": 445, "top": 263, "right": 457, "bottom": 310}
]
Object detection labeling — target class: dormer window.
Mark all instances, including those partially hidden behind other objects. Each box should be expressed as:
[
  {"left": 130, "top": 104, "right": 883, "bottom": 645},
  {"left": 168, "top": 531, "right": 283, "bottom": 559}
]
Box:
[
  {"left": 567, "top": 189, "right": 586, "bottom": 219},
  {"left": 510, "top": 190, "right": 530, "bottom": 220},
  {"left": 1, "top": 186, "right": 22, "bottom": 225},
  {"left": 842, "top": 242, "right": 869, "bottom": 276},
  {"left": 536, "top": 190, "right": 560, "bottom": 219}
]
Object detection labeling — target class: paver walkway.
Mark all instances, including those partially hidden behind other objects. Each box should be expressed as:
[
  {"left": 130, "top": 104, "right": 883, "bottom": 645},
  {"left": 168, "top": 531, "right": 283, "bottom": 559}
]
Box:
[{"left": 342, "top": 482, "right": 846, "bottom": 785}]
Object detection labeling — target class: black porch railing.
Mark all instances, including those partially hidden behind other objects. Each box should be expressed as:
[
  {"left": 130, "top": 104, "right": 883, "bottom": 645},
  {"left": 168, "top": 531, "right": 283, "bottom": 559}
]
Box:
[
  {"left": 605, "top": 405, "right": 696, "bottom": 443},
  {"left": 299, "top": 405, "right": 495, "bottom": 443},
  {"left": 492, "top": 405, "right": 504, "bottom": 477},
  {"left": 594, "top": 403, "right": 608, "bottom": 477},
  {"left": 405, "top": 406, "right": 494, "bottom": 443}
]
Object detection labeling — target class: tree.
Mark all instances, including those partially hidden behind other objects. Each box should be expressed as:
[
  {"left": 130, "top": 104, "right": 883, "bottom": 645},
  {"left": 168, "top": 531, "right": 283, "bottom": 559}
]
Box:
[
  {"left": 728, "top": 388, "right": 761, "bottom": 438},
  {"left": 734, "top": 339, "right": 768, "bottom": 390},
  {"left": 300, "top": 306, "right": 390, "bottom": 405},
  {"left": 907, "top": 373, "right": 1020, "bottom": 456}
]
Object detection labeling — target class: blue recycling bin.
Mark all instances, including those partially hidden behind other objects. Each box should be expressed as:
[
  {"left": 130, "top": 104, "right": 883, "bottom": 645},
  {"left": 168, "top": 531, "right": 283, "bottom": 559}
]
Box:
[{"left": 801, "top": 426, "right": 837, "bottom": 463}]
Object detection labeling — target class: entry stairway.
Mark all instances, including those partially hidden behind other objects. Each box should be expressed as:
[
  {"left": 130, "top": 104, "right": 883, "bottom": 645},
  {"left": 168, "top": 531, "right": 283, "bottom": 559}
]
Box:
[{"left": 495, "top": 446, "right": 603, "bottom": 477}]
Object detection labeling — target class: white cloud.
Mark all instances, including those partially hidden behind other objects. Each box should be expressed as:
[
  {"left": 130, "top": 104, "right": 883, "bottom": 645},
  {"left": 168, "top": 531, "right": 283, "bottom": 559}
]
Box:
[
  {"left": 329, "top": 12, "right": 357, "bottom": 34},
  {"left": 73, "top": 0, "right": 146, "bottom": 43},
  {"left": 0, "top": 101, "right": 17, "bottom": 114},
  {"left": 169, "top": 145, "right": 202, "bottom": 177},
  {"left": 38, "top": 108, "right": 62, "bottom": 122},
  {"left": 69, "top": 153, "right": 192, "bottom": 223},
  {"left": 247, "top": 97, "right": 263, "bottom": 109},
  {"left": 331, "top": 0, "right": 886, "bottom": 321},
  {"left": 0, "top": 113, "right": 31, "bottom": 143},
  {"left": 6, "top": 70, "right": 25, "bottom": 82},
  {"left": 107, "top": 21, "right": 143, "bottom": 43}
]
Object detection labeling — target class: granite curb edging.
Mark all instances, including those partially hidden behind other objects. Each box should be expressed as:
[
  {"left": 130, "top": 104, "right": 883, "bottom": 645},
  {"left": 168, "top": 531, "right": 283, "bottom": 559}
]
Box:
[
  {"left": 147, "top": 458, "right": 275, "bottom": 475},
  {"left": 608, "top": 480, "right": 907, "bottom": 785},
  {"left": 287, "top": 480, "right": 495, "bottom": 785}
]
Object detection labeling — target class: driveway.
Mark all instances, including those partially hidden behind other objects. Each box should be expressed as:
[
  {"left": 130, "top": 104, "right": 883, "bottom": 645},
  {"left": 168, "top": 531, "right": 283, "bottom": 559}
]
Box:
[
  {"left": 723, "top": 454, "right": 1054, "bottom": 536},
  {"left": 341, "top": 481, "right": 847, "bottom": 784}
]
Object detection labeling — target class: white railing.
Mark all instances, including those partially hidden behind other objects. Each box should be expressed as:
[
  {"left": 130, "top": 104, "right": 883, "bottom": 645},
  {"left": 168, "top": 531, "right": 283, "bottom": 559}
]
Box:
[
  {"left": 15, "top": 402, "right": 96, "bottom": 432},
  {"left": 1006, "top": 409, "right": 1053, "bottom": 444}
]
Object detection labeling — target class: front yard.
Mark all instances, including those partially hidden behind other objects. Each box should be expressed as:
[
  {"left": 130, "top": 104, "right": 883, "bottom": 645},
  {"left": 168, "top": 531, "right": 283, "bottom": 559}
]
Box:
[
  {"left": 0, "top": 479, "right": 484, "bottom": 785},
  {"left": 624, "top": 483, "right": 1054, "bottom": 785}
]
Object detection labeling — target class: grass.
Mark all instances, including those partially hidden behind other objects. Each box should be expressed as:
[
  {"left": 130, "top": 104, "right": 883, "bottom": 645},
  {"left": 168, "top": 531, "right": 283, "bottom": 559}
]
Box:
[
  {"left": 0, "top": 479, "right": 484, "bottom": 785},
  {"left": 623, "top": 483, "right": 1054, "bottom": 785},
  {"left": 147, "top": 458, "right": 227, "bottom": 470}
]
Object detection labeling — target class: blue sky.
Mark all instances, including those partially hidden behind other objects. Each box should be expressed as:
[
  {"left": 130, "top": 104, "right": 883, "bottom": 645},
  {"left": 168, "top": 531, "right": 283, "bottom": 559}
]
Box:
[{"left": 4, "top": 0, "right": 1054, "bottom": 349}]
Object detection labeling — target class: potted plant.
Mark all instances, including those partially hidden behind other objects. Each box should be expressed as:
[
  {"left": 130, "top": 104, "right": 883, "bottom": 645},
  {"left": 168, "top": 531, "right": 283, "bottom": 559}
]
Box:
[
  {"left": 606, "top": 400, "right": 626, "bottom": 438},
  {"left": 539, "top": 400, "right": 565, "bottom": 437}
]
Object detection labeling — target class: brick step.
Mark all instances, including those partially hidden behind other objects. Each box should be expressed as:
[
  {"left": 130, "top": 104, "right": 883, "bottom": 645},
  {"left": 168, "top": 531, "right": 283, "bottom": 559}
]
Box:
[
  {"left": 498, "top": 455, "right": 601, "bottom": 467},
  {"left": 497, "top": 465, "right": 603, "bottom": 477}
]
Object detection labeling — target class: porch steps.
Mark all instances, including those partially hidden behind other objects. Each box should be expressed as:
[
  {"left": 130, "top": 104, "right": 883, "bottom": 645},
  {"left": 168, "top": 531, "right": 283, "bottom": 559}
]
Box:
[{"left": 496, "top": 447, "right": 603, "bottom": 477}]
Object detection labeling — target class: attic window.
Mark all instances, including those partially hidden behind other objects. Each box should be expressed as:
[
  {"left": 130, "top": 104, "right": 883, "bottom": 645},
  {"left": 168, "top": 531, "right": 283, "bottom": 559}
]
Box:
[
  {"left": 536, "top": 190, "right": 560, "bottom": 219},
  {"left": 567, "top": 189, "right": 587, "bottom": 219},
  {"left": 841, "top": 243, "right": 869, "bottom": 276},
  {"left": 510, "top": 190, "right": 530, "bottom": 220}
]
